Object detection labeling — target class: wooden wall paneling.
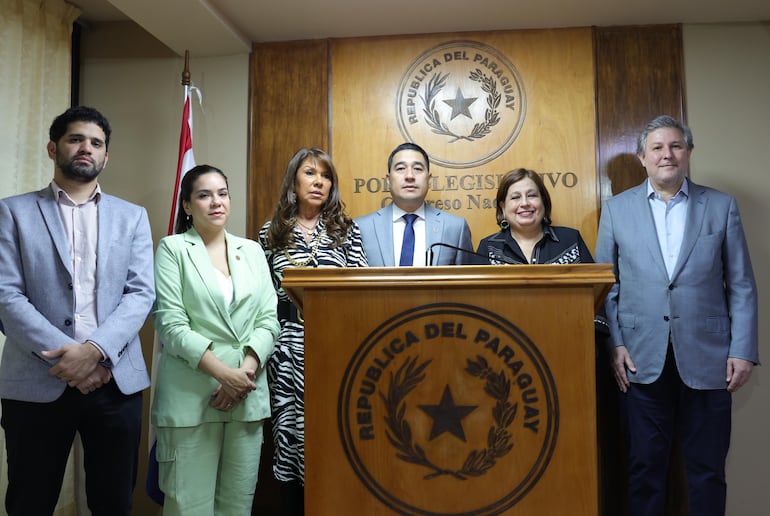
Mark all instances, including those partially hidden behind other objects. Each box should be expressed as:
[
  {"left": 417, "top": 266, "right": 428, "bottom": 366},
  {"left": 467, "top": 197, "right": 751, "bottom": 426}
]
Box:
[
  {"left": 594, "top": 25, "right": 686, "bottom": 203},
  {"left": 247, "top": 39, "right": 330, "bottom": 240},
  {"left": 331, "top": 29, "right": 598, "bottom": 250},
  {"left": 593, "top": 24, "right": 687, "bottom": 516}
]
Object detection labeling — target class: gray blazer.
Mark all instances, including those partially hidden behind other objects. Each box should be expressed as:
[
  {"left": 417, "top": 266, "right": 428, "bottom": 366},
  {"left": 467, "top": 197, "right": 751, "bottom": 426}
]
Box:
[
  {"left": 355, "top": 203, "right": 473, "bottom": 266},
  {"left": 0, "top": 186, "right": 155, "bottom": 402},
  {"left": 595, "top": 180, "right": 758, "bottom": 389}
]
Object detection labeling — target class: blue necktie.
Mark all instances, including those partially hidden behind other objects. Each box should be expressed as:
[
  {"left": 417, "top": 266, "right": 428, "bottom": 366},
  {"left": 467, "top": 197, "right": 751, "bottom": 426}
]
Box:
[{"left": 399, "top": 213, "right": 417, "bottom": 266}]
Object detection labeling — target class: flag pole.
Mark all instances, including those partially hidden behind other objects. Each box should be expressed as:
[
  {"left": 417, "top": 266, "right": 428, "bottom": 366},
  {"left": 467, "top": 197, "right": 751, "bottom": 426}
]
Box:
[
  {"left": 166, "top": 51, "right": 197, "bottom": 235},
  {"left": 182, "top": 50, "right": 191, "bottom": 86},
  {"left": 148, "top": 50, "right": 198, "bottom": 505}
]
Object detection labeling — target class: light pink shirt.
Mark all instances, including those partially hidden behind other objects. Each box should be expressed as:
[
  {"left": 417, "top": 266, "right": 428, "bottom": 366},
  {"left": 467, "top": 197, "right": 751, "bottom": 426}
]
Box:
[{"left": 51, "top": 181, "right": 104, "bottom": 357}]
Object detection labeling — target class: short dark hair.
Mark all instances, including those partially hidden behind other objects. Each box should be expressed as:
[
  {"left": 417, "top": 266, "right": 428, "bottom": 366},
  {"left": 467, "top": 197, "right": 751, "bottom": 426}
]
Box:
[
  {"left": 637, "top": 115, "right": 694, "bottom": 155},
  {"left": 495, "top": 168, "right": 552, "bottom": 226},
  {"left": 49, "top": 106, "right": 112, "bottom": 150},
  {"left": 174, "top": 165, "right": 229, "bottom": 234},
  {"left": 387, "top": 142, "right": 430, "bottom": 173}
]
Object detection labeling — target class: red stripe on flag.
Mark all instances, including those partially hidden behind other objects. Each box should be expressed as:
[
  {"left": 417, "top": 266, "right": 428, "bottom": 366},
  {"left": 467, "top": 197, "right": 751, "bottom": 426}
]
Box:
[{"left": 167, "top": 90, "right": 196, "bottom": 235}]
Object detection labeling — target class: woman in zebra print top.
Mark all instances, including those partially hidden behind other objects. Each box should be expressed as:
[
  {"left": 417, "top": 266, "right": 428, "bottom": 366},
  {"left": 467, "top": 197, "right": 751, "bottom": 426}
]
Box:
[{"left": 259, "top": 148, "right": 367, "bottom": 515}]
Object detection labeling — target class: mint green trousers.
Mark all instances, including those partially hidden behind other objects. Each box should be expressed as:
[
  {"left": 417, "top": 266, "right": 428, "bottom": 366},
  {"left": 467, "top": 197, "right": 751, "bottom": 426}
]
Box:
[{"left": 156, "top": 420, "right": 264, "bottom": 516}]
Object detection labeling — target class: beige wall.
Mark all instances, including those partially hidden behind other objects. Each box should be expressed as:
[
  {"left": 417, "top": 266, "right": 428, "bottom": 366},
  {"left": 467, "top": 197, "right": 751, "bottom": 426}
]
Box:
[
  {"left": 683, "top": 22, "right": 770, "bottom": 516},
  {"left": 80, "top": 54, "right": 250, "bottom": 243},
  {"left": 79, "top": 21, "right": 769, "bottom": 515}
]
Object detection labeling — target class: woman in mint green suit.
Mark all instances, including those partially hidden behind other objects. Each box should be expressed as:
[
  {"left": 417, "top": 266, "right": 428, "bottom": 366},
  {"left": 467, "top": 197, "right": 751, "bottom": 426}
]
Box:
[{"left": 151, "top": 165, "right": 280, "bottom": 515}]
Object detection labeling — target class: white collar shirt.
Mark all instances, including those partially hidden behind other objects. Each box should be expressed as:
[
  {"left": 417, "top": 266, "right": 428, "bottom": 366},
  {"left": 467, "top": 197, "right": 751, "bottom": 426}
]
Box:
[
  {"left": 647, "top": 177, "right": 689, "bottom": 279},
  {"left": 391, "top": 204, "right": 427, "bottom": 267}
]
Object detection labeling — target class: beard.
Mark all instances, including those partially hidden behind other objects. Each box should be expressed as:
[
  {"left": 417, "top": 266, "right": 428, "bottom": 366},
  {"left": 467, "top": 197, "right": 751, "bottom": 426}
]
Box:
[{"left": 56, "top": 151, "right": 105, "bottom": 182}]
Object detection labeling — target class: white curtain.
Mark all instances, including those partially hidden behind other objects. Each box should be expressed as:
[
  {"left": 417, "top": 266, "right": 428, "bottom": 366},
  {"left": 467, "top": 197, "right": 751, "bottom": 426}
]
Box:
[{"left": 0, "top": 0, "right": 81, "bottom": 514}]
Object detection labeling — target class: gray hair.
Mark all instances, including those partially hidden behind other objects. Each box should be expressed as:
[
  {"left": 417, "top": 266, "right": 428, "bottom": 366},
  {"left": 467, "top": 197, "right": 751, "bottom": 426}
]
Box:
[{"left": 637, "top": 115, "right": 694, "bottom": 155}]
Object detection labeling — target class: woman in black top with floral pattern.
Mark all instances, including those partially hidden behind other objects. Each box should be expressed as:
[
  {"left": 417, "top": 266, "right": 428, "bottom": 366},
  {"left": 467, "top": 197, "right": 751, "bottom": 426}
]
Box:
[{"left": 472, "top": 168, "right": 595, "bottom": 265}]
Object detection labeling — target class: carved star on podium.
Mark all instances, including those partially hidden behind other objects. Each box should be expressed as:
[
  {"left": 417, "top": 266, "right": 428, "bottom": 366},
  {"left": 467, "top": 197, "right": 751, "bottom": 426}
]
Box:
[
  {"left": 442, "top": 88, "right": 478, "bottom": 120},
  {"left": 418, "top": 385, "right": 478, "bottom": 442}
]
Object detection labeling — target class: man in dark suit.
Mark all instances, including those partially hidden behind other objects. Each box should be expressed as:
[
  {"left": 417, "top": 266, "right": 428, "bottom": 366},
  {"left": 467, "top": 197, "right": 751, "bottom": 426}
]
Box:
[
  {"left": 0, "top": 106, "right": 155, "bottom": 515},
  {"left": 595, "top": 115, "right": 758, "bottom": 516},
  {"left": 356, "top": 142, "right": 473, "bottom": 266}
]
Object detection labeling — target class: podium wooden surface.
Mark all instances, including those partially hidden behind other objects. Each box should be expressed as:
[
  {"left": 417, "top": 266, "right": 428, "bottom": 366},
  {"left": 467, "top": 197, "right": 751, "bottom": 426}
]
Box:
[{"left": 282, "top": 264, "right": 614, "bottom": 516}]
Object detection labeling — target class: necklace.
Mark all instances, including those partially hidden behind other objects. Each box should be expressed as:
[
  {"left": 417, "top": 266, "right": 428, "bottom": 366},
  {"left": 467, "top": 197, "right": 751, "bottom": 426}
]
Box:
[
  {"left": 284, "top": 229, "right": 324, "bottom": 267},
  {"left": 295, "top": 218, "right": 319, "bottom": 234}
]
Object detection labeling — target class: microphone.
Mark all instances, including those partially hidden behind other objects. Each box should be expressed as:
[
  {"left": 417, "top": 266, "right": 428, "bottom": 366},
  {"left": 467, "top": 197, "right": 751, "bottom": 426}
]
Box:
[{"left": 425, "top": 242, "right": 491, "bottom": 266}]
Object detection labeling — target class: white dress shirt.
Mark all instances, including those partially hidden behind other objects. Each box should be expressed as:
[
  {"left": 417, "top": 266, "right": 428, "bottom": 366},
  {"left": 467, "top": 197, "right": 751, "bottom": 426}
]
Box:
[{"left": 391, "top": 204, "right": 427, "bottom": 267}]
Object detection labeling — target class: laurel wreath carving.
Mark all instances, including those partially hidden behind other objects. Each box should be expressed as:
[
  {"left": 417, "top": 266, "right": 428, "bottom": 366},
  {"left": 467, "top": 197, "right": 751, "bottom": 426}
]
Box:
[
  {"left": 420, "top": 69, "right": 502, "bottom": 143},
  {"left": 380, "top": 354, "right": 516, "bottom": 480}
]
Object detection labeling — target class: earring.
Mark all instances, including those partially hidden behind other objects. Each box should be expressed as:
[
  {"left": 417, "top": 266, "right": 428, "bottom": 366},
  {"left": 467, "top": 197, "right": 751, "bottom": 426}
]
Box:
[{"left": 500, "top": 220, "right": 510, "bottom": 230}]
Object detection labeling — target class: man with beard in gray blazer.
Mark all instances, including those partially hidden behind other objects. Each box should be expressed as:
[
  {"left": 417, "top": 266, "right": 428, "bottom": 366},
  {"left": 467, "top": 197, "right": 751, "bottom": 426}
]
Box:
[
  {"left": 0, "top": 106, "right": 154, "bottom": 516},
  {"left": 595, "top": 115, "right": 758, "bottom": 516},
  {"left": 356, "top": 142, "right": 473, "bottom": 266}
]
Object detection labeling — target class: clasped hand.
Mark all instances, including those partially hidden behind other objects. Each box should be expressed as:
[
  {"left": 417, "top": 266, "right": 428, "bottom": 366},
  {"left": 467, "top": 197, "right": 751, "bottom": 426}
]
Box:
[
  {"left": 43, "top": 343, "right": 111, "bottom": 394},
  {"left": 209, "top": 366, "right": 257, "bottom": 411}
]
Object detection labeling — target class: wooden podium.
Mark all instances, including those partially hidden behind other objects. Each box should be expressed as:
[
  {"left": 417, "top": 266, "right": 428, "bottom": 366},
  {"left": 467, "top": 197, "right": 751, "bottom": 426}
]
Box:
[{"left": 282, "top": 264, "right": 615, "bottom": 516}]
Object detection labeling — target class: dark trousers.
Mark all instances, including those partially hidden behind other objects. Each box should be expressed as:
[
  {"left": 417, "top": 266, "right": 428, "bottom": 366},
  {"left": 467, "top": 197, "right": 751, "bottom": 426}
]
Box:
[
  {"left": 1, "top": 382, "right": 143, "bottom": 516},
  {"left": 622, "top": 347, "right": 732, "bottom": 516},
  {"left": 279, "top": 479, "right": 305, "bottom": 516}
]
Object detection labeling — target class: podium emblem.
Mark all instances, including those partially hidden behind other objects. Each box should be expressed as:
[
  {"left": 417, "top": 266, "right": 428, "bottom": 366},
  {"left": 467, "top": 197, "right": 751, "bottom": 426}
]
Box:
[{"left": 339, "top": 303, "right": 558, "bottom": 515}]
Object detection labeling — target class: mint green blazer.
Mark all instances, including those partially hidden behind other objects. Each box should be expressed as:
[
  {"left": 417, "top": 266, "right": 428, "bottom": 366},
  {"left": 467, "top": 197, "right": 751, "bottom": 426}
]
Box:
[{"left": 151, "top": 228, "right": 279, "bottom": 427}]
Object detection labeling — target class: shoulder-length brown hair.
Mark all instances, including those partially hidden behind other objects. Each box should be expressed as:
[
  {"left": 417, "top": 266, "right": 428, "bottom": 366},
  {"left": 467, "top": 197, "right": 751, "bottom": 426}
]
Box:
[{"left": 264, "top": 147, "right": 353, "bottom": 250}]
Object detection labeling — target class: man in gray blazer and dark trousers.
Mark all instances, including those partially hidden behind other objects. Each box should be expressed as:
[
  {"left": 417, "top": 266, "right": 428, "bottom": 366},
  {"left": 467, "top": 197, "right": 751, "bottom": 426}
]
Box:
[
  {"left": 356, "top": 142, "right": 473, "bottom": 266},
  {"left": 0, "top": 106, "right": 155, "bottom": 515},
  {"left": 595, "top": 115, "right": 758, "bottom": 516}
]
